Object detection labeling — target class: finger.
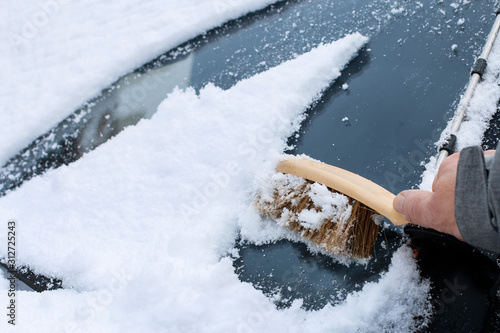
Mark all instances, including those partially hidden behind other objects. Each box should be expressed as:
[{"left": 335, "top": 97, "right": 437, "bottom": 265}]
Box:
[
  {"left": 484, "top": 150, "right": 496, "bottom": 157},
  {"left": 393, "top": 189, "right": 433, "bottom": 225}
]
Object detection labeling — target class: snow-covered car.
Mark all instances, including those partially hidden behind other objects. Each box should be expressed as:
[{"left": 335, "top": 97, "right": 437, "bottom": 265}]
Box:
[{"left": 1, "top": 0, "right": 500, "bottom": 332}]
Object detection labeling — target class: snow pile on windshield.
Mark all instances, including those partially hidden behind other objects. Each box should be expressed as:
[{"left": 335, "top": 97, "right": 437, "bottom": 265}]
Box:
[
  {"left": 0, "top": 0, "right": 279, "bottom": 166},
  {"left": 0, "top": 30, "right": 432, "bottom": 331}
]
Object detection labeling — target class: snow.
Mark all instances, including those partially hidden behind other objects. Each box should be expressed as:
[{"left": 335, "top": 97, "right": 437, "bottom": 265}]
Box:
[
  {"left": 293, "top": 246, "right": 432, "bottom": 332},
  {"left": 391, "top": 7, "right": 405, "bottom": 16},
  {"left": 0, "top": 0, "right": 279, "bottom": 166},
  {"left": 299, "top": 181, "right": 352, "bottom": 229},
  {"left": 255, "top": 169, "right": 353, "bottom": 231}
]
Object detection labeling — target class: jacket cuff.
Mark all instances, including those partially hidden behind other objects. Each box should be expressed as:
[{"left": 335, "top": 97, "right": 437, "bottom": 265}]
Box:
[{"left": 455, "top": 146, "right": 500, "bottom": 252}]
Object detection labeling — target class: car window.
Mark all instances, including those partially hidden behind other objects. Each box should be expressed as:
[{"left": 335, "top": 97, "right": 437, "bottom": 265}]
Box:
[{"left": 1, "top": 0, "right": 499, "bottom": 330}]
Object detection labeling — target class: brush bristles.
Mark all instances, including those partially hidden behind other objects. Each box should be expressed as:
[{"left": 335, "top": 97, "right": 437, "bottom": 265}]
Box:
[{"left": 255, "top": 174, "right": 379, "bottom": 259}]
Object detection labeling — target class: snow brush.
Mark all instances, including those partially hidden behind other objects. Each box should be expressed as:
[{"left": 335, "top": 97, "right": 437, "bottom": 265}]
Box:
[{"left": 255, "top": 158, "right": 408, "bottom": 259}]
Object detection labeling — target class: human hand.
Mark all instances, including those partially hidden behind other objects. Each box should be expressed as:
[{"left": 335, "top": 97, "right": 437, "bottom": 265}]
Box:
[{"left": 393, "top": 150, "right": 495, "bottom": 241}]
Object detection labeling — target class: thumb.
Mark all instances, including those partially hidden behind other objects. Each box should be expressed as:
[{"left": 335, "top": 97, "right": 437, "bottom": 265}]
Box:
[{"left": 393, "top": 190, "right": 433, "bottom": 225}]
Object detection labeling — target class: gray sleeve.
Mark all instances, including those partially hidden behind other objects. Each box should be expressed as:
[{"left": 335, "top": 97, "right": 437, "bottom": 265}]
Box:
[{"left": 455, "top": 145, "right": 500, "bottom": 253}]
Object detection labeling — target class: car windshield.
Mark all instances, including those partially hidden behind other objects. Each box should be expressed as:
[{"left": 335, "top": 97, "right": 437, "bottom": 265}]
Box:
[{"left": 1, "top": 0, "right": 500, "bottom": 331}]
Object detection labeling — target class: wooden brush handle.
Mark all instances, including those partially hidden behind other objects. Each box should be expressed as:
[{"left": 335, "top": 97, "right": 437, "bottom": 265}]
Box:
[{"left": 276, "top": 159, "right": 409, "bottom": 226}]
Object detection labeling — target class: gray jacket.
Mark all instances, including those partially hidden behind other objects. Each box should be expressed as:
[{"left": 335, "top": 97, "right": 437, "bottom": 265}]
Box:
[{"left": 456, "top": 145, "right": 500, "bottom": 253}]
